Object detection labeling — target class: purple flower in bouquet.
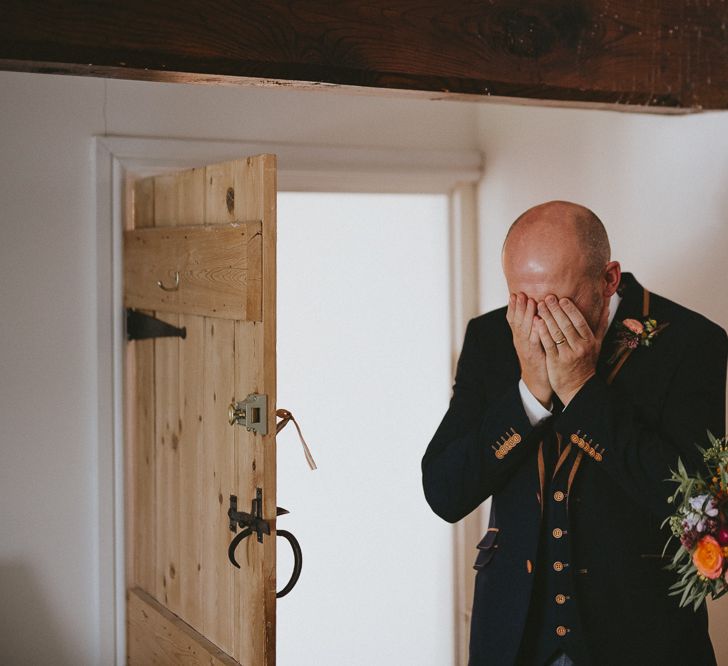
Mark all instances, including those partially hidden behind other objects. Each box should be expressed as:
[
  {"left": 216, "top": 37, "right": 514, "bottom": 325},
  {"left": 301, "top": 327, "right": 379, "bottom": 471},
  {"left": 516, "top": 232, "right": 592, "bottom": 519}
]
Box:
[{"left": 688, "top": 494, "right": 719, "bottom": 517}]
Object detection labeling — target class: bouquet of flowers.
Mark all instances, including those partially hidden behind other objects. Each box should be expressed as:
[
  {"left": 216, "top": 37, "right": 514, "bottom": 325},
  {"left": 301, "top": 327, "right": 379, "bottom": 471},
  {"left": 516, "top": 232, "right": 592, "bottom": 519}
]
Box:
[{"left": 663, "top": 431, "right": 728, "bottom": 610}]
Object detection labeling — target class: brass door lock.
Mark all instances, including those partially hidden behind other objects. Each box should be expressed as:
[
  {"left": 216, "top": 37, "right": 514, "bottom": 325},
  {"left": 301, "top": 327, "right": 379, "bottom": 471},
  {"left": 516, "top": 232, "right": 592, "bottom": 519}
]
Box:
[{"left": 228, "top": 393, "right": 268, "bottom": 436}]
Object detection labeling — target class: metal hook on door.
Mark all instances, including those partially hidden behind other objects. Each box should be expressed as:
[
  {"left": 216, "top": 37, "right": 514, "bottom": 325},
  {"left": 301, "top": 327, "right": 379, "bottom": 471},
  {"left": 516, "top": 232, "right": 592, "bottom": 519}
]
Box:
[{"left": 157, "top": 271, "right": 180, "bottom": 292}]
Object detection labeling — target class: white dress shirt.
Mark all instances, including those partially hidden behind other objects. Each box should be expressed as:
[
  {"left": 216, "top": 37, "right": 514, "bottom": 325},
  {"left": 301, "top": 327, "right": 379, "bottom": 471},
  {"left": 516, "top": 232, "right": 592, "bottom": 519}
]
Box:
[{"left": 518, "top": 291, "right": 622, "bottom": 426}]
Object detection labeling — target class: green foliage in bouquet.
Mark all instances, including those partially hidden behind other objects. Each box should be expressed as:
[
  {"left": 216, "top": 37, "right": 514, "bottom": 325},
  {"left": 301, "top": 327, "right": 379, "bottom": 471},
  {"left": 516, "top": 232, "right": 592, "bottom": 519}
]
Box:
[{"left": 662, "top": 431, "right": 728, "bottom": 611}]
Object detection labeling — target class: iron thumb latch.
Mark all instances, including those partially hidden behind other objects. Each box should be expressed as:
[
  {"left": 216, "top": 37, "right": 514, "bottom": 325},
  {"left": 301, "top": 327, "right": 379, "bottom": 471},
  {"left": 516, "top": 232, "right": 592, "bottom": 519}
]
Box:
[
  {"left": 228, "top": 393, "right": 268, "bottom": 436},
  {"left": 227, "top": 489, "right": 303, "bottom": 598}
]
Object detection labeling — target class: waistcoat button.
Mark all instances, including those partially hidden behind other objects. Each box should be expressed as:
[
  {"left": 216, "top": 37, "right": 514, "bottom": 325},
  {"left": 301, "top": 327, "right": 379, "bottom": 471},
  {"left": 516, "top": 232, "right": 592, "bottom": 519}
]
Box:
[
  {"left": 553, "top": 561, "right": 565, "bottom": 572},
  {"left": 555, "top": 594, "right": 567, "bottom": 605},
  {"left": 553, "top": 490, "right": 565, "bottom": 502},
  {"left": 556, "top": 625, "right": 568, "bottom": 637},
  {"left": 552, "top": 528, "right": 563, "bottom": 538}
]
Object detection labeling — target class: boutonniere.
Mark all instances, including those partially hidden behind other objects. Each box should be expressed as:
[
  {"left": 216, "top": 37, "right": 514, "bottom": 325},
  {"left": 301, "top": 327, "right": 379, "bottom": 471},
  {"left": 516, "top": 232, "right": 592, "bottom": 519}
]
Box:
[{"left": 608, "top": 317, "right": 670, "bottom": 364}]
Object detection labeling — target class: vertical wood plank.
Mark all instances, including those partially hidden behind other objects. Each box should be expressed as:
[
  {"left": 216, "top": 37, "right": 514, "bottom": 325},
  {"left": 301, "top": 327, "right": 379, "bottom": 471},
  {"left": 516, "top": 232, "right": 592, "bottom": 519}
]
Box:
[
  {"left": 206, "top": 162, "right": 237, "bottom": 224},
  {"left": 201, "top": 317, "right": 236, "bottom": 652},
  {"left": 252, "top": 155, "right": 277, "bottom": 666},
  {"left": 202, "top": 161, "right": 239, "bottom": 654},
  {"left": 132, "top": 176, "right": 154, "bottom": 230},
  {"left": 175, "top": 168, "right": 207, "bottom": 632},
  {"left": 153, "top": 319, "right": 180, "bottom": 610},
  {"left": 154, "top": 167, "right": 206, "bottom": 227},
  {"left": 230, "top": 155, "right": 277, "bottom": 666},
  {"left": 125, "top": 338, "right": 156, "bottom": 592},
  {"left": 177, "top": 313, "right": 205, "bottom": 629},
  {"left": 233, "top": 320, "right": 266, "bottom": 665},
  {"left": 125, "top": 175, "right": 157, "bottom": 593},
  {"left": 153, "top": 173, "right": 182, "bottom": 612}
]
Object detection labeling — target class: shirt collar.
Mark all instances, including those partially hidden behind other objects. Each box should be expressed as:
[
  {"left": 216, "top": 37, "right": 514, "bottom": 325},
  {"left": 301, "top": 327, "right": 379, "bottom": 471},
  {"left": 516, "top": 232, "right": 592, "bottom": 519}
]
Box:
[{"left": 607, "top": 290, "right": 622, "bottom": 329}]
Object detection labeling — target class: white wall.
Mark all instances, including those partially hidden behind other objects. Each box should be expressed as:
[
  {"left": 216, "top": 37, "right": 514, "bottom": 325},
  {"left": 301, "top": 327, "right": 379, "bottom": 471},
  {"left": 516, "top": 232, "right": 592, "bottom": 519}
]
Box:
[
  {"left": 474, "top": 103, "right": 728, "bottom": 663},
  {"left": 0, "top": 75, "right": 105, "bottom": 666},
  {"left": 475, "top": 104, "right": 728, "bottom": 328},
  {"left": 1, "top": 69, "right": 728, "bottom": 664},
  {"left": 276, "top": 192, "right": 453, "bottom": 665},
  {"left": 0, "top": 71, "right": 475, "bottom": 665}
]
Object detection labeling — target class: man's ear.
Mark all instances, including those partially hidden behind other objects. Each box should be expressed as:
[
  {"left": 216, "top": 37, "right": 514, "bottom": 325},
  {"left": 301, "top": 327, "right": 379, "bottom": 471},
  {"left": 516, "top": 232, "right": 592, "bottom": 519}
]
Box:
[{"left": 603, "top": 261, "right": 621, "bottom": 297}]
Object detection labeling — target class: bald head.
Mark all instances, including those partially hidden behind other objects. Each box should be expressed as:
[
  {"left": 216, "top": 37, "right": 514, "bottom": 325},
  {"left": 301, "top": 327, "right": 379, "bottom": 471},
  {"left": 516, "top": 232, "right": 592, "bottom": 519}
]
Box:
[
  {"left": 501, "top": 201, "right": 615, "bottom": 332},
  {"left": 502, "top": 201, "right": 610, "bottom": 281}
]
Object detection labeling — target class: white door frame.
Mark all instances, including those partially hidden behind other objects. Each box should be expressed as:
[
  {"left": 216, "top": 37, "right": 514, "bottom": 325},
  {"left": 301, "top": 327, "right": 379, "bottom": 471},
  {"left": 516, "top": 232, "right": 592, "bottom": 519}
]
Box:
[{"left": 94, "top": 135, "right": 483, "bottom": 664}]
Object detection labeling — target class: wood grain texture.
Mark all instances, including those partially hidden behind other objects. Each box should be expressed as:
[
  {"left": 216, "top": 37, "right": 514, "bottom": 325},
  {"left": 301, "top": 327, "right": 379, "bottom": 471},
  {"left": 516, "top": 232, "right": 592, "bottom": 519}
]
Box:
[
  {"left": 124, "top": 177, "right": 157, "bottom": 593},
  {"left": 202, "top": 161, "right": 244, "bottom": 656},
  {"left": 127, "top": 587, "right": 239, "bottom": 666},
  {"left": 201, "top": 317, "right": 236, "bottom": 654},
  {"left": 1, "top": 1, "right": 728, "bottom": 110},
  {"left": 229, "top": 155, "right": 277, "bottom": 666},
  {"left": 177, "top": 313, "right": 205, "bottom": 631},
  {"left": 152, "top": 173, "right": 185, "bottom": 615},
  {"left": 125, "top": 156, "right": 276, "bottom": 665},
  {"left": 123, "top": 222, "right": 263, "bottom": 320}
]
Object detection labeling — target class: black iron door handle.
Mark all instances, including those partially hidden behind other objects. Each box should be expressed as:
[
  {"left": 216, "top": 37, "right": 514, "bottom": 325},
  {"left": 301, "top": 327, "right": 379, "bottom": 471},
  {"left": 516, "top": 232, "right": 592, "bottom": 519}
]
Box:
[
  {"left": 227, "top": 492, "right": 303, "bottom": 598},
  {"left": 227, "top": 527, "right": 253, "bottom": 568},
  {"left": 227, "top": 525, "right": 303, "bottom": 598},
  {"left": 275, "top": 529, "right": 302, "bottom": 598}
]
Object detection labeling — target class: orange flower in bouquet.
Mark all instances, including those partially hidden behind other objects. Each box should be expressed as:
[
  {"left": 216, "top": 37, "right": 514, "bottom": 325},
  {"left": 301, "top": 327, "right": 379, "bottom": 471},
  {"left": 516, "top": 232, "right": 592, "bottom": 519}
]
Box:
[{"left": 692, "top": 536, "right": 724, "bottom": 579}]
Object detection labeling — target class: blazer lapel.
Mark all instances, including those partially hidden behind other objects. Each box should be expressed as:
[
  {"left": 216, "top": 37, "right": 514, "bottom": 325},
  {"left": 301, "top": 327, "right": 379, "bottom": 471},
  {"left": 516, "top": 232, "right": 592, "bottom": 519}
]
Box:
[{"left": 596, "top": 271, "right": 645, "bottom": 378}]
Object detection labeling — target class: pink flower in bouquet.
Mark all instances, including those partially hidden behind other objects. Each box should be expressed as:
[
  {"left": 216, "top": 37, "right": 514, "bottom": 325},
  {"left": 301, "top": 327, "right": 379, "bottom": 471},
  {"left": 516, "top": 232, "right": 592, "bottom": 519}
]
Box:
[
  {"left": 717, "top": 526, "right": 728, "bottom": 546},
  {"left": 692, "top": 536, "right": 724, "bottom": 579},
  {"left": 622, "top": 318, "right": 644, "bottom": 335}
]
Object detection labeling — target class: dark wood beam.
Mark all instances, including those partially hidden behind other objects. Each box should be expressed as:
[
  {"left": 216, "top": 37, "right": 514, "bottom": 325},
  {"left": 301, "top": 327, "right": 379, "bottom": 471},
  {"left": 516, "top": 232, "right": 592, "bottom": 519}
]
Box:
[{"left": 1, "top": 1, "right": 727, "bottom": 112}]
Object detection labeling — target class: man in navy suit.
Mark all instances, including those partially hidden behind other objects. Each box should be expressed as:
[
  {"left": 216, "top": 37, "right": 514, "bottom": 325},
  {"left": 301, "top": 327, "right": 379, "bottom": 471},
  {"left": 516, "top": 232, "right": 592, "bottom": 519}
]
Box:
[{"left": 422, "top": 201, "right": 727, "bottom": 665}]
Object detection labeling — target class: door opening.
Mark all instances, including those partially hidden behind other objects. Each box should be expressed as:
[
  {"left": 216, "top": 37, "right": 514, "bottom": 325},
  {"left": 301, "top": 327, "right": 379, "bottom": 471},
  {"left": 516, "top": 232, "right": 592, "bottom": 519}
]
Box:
[{"left": 276, "top": 192, "right": 454, "bottom": 665}]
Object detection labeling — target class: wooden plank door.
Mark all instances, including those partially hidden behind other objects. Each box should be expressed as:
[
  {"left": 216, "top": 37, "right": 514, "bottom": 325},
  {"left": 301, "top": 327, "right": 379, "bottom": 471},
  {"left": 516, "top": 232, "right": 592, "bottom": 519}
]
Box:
[{"left": 123, "top": 155, "right": 277, "bottom": 665}]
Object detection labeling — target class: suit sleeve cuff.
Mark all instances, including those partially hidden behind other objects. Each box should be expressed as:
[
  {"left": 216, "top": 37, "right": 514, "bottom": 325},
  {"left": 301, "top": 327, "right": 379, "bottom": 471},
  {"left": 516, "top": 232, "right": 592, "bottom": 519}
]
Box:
[
  {"left": 518, "top": 378, "right": 553, "bottom": 426},
  {"left": 554, "top": 374, "right": 611, "bottom": 460},
  {"left": 483, "top": 381, "right": 545, "bottom": 462}
]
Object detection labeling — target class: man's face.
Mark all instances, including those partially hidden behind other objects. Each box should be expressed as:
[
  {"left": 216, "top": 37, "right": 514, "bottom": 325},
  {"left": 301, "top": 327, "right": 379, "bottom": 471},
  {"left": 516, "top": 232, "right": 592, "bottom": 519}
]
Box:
[{"left": 504, "top": 261, "right": 604, "bottom": 333}]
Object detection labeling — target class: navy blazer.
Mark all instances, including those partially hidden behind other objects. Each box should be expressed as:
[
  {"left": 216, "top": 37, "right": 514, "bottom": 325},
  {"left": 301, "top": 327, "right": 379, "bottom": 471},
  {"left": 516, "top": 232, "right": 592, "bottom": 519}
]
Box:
[{"left": 422, "top": 272, "right": 727, "bottom": 666}]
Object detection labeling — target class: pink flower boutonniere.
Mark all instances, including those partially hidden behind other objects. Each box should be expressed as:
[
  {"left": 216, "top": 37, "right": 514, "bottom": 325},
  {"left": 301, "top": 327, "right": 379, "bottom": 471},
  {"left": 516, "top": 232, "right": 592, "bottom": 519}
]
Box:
[{"left": 608, "top": 316, "right": 670, "bottom": 364}]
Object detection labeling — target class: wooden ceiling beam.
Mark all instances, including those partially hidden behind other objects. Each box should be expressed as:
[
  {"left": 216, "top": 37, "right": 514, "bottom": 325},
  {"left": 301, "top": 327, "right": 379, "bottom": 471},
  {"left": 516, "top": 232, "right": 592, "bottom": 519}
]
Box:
[{"left": 1, "top": 1, "right": 727, "bottom": 112}]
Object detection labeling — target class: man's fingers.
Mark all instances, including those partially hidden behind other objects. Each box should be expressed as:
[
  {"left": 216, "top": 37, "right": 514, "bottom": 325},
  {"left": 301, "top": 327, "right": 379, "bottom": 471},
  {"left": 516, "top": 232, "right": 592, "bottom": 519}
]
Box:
[
  {"left": 537, "top": 300, "right": 567, "bottom": 347},
  {"left": 523, "top": 298, "right": 536, "bottom": 335},
  {"left": 545, "top": 297, "right": 583, "bottom": 345},
  {"left": 513, "top": 292, "right": 527, "bottom": 328},
  {"left": 556, "top": 298, "right": 592, "bottom": 339},
  {"left": 506, "top": 293, "right": 515, "bottom": 325},
  {"left": 529, "top": 316, "right": 543, "bottom": 348},
  {"left": 535, "top": 317, "right": 558, "bottom": 356}
]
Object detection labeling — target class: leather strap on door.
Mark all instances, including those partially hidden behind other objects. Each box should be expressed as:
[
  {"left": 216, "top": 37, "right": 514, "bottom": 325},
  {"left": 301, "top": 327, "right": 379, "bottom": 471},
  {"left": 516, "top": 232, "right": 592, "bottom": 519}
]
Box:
[{"left": 276, "top": 409, "right": 317, "bottom": 470}]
